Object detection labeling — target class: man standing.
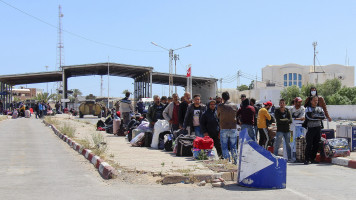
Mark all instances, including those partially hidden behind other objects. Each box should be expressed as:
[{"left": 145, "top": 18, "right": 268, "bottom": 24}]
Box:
[
  {"left": 291, "top": 97, "right": 305, "bottom": 138},
  {"left": 178, "top": 92, "right": 191, "bottom": 128},
  {"left": 304, "top": 96, "right": 325, "bottom": 165},
  {"left": 274, "top": 99, "right": 292, "bottom": 161},
  {"left": 147, "top": 95, "right": 165, "bottom": 128},
  {"left": 163, "top": 93, "right": 180, "bottom": 131},
  {"left": 217, "top": 91, "right": 238, "bottom": 164},
  {"left": 236, "top": 98, "right": 256, "bottom": 140},
  {"left": 119, "top": 92, "right": 133, "bottom": 127},
  {"left": 250, "top": 98, "right": 259, "bottom": 137},
  {"left": 200, "top": 100, "right": 222, "bottom": 158},
  {"left": 183, "top": 94, "right": 206, "bottom": 137},
  {"left": 257, "top": 101, "right": 272, "bottom": 149}
]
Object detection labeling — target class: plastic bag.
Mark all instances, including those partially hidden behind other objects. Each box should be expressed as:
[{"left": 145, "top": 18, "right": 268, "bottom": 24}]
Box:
[{"left": 151, "top": 120, "right": 170, "bottom": 149}]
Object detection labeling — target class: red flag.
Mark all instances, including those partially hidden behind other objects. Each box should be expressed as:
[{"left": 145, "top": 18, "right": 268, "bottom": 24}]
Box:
[{"left": 187, "top": 67, "right": 191, "bottom": 77}]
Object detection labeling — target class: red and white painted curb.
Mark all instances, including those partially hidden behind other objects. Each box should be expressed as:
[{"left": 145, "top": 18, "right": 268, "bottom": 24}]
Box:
[
  {"left": 331, "top": 157, "right": 356, "bottom": 169},
  {"left": 43, "top": 121, "right": 116, "bottom": 179}
]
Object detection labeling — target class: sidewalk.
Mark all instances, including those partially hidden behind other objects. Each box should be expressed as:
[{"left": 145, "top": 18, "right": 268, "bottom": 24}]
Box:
[{"left": 45, "top": 114, "right": 236, "bottom": 184}]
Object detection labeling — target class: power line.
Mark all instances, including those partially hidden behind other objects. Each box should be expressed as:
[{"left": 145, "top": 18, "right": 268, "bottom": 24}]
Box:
[{"left": 0, "top": 0, "right": 163, "bottom": 53}]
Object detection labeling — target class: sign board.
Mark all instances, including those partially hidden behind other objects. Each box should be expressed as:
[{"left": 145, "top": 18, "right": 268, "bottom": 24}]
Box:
[{"left": 61, "top": 99, "right": 70, "bottom": 103}]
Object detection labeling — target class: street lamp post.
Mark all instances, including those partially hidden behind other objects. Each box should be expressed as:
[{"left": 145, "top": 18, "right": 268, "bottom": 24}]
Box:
[{"left": 151, "top": 42, "right": 192, "bottom": 96}]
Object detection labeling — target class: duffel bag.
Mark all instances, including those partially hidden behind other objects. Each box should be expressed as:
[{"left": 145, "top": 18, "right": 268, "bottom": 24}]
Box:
[
  {"left": 193, "top": 136, "right": 214, "bottom": 150},
  {"left": 176, "top": 135, "right": 196, "bottom": 156}
]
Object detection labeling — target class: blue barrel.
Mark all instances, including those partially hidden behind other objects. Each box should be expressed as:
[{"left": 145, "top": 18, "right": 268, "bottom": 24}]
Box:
[{"left": 237, "top": 129, "right": 286, "bottom": 189}]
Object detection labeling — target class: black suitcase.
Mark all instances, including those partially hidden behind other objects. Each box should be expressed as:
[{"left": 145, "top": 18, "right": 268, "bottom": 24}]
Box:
[
  {"left": 176, "top": 135, "right": 196, "bottom": 156},
  {"left": 158, "top": 131, "right": 171, "bottom": 149},
  {"left": 144, "top": 132, "right": 153, "bottom": 147},
  {"left": 164, "top": 134, "right": 174, "bottom": 151}
]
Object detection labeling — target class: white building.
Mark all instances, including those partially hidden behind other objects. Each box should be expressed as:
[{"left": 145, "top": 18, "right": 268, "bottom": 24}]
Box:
[
  {"left": 235, "top": 64, "right": 355, "bottom": 105},
  {"left": 262, "top": 64, "right": 354, "bottom": 88}
]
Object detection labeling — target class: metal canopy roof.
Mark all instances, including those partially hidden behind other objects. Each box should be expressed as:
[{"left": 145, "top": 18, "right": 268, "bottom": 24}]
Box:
[
  {"left": 0, "top": 62, "right": 217, "bottom": 86},
  {"left": 63, "top": 63, "right": 153, "bottom": 78},
  {"left": 0, "top": 71, "right": 62, "bottom": 85},
  {"left": 151, "top": 72, "right": 217, "bottom": 87}
]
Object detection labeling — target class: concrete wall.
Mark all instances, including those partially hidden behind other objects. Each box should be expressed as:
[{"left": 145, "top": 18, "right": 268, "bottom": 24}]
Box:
[
  {"left": 192, "top": 82, "right": 216, "bottom": 104},
  {"left": 327, "top": 105, "right": 356, "bottom": 120}
]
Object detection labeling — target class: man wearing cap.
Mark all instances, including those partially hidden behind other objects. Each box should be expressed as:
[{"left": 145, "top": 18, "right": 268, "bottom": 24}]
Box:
[
  {"left": 291, "top": 97, "right": 305, "bottom": 138},
  {"left": 257, "top": 101, "right": 272, "bottom": 149}
]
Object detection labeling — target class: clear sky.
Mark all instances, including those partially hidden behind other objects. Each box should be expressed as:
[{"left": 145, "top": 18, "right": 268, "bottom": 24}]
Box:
[{"left": 1, "top": 0, "right": 355, "bottom": 98}]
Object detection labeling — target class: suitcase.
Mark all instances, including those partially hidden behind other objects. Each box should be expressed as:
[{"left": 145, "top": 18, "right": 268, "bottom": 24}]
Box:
[
  {"left": 113, "top": 119, "right": 121, "bottom": 135},
  {"left": 321, "top": 129, "right": 335, "bottom": 139},
  {"left": 12, "top": 111, "right": 18, "bottom": 119},
  {"left": 176, "top": 135, "right": 196, "bottom": 156},
  {"left": 144, "top": 132, "right": 153, "bottom": 147},
  {"left": 296, "top": 136, "right": 306, "bottom": 162},
  {"left": 173, "top": 129, "right": 188, "bottom": 138},
  {"left": 25, "top": 110, "right": 31, "bottom": 118},
  {"left": 324, "top": 138, "right": 350, "bottom": 158},
  {"left": 159, "top": 131, "right": 171, "bottom": 150},
  {"left": 164, "top": 134, "right": 174, "bottom": 151},
  {"left": 130, "top": 132, "right": 145, "bottom": 147}
]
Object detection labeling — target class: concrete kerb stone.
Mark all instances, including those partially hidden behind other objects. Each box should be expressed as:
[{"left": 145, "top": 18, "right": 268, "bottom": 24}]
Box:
[
  {"left": 348, "top": 160, "right": 356, "bottom": 169},
  {"left": 43, "top": 120, "right": 116, "bottom": 180},
  {"left": 332, "top": 157, "right": 351, "bottom": 166}
]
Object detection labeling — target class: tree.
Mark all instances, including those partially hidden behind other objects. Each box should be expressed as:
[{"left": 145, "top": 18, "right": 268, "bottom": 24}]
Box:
[
  {"left": 280, "top": 85, "right": 302, "bottom": 105},
  {"left": 328, "top": 93, "right": 351, "bottom": 105},
  {"left": 122, "top": 89, "right": 130, "bottom": 95},
  {"left": 72, "top": 89, "right": 82, "bottom": 98},
  {"left": 248, "top": 81, "right": 255, "bottom": 90},
  {"left": 85, "top": 94, "right": 96, "bottom": 100},
  {"left": 237, "top": 85, "right": 249, "bottom": 91},
  {"left": 34, "top": 92, "right": 55, "bottom": 103},
  {"left": 318, "top": 78, "right": 341, "bottom": 104}
]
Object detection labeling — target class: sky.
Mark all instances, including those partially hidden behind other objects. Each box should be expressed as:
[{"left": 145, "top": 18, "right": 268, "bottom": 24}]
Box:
[{"left": 1, "top": 0, "right": 356, "bottom": 98}]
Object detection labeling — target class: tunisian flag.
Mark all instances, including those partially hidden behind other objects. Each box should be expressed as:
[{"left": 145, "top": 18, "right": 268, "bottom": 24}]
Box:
[{"left": 187, "top": 67, "right": 191, "bottom": 77}]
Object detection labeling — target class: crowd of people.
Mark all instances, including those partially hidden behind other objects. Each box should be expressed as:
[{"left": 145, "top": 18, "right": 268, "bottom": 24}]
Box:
[{"left": 113, "top": 86, "right": 331, "bottom": 165}]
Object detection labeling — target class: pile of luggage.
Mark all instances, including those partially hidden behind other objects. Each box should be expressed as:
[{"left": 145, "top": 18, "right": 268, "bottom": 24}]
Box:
[{"left": 128, "top": 119, "right": 215, "bottom": 159}]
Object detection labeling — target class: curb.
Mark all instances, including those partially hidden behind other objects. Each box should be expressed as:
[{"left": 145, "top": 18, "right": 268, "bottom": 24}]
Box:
[
  {"left": 331, "top": 157, "right": 356, "bottom": 169},
  {"left": 161, "top": 172, "right": 237, "bottom": 185},
  {"left": 43, "top": 121, "right": 117, "bottom": 179}
]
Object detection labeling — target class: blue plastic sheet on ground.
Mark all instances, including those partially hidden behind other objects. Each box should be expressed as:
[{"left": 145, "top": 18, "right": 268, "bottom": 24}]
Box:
[{"left": 237, "top": 129, "right": 286, "bottom": 189}]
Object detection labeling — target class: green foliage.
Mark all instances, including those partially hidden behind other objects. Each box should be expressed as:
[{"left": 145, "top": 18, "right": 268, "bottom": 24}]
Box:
[
  {"left": 337, "top": 87, "right": 356, "bottom": 102},
  {"left": 122, "top": 89, "right": 130, "bottom": 95},
  {"left": 35, "top": 92, "right": 55, "bottom": 103},
  {"left": 318, "top": 79, "right": 342, "bottom": 103},
  {"left": 249, "top": 81, "right": 255, "bottom": 90},
  {"left": 58, "top": 123, "right": 76, "bottom": 138},
  {"left": 237, "top": 85, "right": 249, "bottom": 91},
  {"left": 328, "top": 93, "right": 352, "bottom": 105},
  {"left": 280, "top": 85, "right": 302, "bottom": 105},
  {"left": 85, "top": 94, "right": 96, "bottom": 100}
]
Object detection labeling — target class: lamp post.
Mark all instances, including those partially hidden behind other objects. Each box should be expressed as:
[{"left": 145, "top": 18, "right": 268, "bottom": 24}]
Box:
[{"left": 151, "top": 42, "right": 192, "bottom": 96}]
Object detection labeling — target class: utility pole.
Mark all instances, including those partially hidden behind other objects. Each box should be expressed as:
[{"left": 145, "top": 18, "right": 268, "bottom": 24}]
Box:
[
  {"left": 220, "top": 78, "right": 222, "bottom": 95},
  {"left": 45, "top": 66, "right": 49, "bottom": 93},
  {"left": 151, "top": 42, "right": 192, "bottom": 97},
  {"left": 100, "top": 75, "right": 103, "bottom": 96},
  {"left": 107, "top": 57, "right": 110, "bottom": 109},
  {"left": 312, "top": 41, "right": 317, "bottom": 73},
  {"left": 174, "top": 54, "right": 179, "bottom": 94}
]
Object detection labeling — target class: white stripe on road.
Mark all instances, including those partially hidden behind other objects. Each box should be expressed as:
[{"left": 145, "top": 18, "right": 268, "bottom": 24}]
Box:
[{"left": 286, "top": 188, "right": 316, "bottom": 200}]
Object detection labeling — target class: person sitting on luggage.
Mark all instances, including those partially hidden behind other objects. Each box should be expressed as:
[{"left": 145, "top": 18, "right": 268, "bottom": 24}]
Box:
[
  {"left": 200, "top": 99, "right": 222, "bottom": 158},
  {"left": 147, "top": 95, "right": 165, "bottom": 128},
  {"left": 304, "top": 96, "right": 326, "bottom": 165},
  {"left": 182, "top": 94, "right": 206, "bottom": 137},
  {"left": 274, "top": 99, "right": 292, "bottom": 162}
]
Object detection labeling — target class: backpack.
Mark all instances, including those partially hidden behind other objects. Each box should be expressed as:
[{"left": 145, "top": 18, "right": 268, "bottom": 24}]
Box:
[{"left": 164, "top": 134, "right": 174, "bottom": 151}]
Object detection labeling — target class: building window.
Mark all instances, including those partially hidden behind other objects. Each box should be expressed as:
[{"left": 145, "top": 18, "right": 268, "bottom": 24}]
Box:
[
  {"left": 284, "top": 74, "right": 287, "bottom": 80},
  {"left": 298, "top": 81, "right": 302, "bottom": 88},
  {"left": 298, "top": 74, "right": 302, "bottom": 80},
  {"left": 289, "top": 73, "right": 292, "bottom": 80},
  {"left": 293, "top": 73, "right": 297, "bottom": 80},
  {"left": 289, "top": 81, "right": 292, "bottom": 86},
  {"left": 284, "top": 81, "right": 287, "bottom": 86},
  {"left": 293, "top": 81, "right": 297, "bottom": 86}
]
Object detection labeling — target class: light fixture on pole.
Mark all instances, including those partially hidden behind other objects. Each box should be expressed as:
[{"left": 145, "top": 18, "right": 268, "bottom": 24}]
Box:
[{"left": 151, "top": 42, "right": 192, "bottom": 96}]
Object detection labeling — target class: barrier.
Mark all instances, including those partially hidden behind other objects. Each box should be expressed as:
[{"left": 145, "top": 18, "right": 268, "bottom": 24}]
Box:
[{"left": 237, "top": 129, "right": 286, "bottom": 189}]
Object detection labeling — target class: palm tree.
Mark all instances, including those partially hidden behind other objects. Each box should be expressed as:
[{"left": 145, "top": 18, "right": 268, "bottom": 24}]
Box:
[
  {"left": 34, "top": 92, "right": 55, "bottom": 103},
  {"left": 72, "top": 89, "right": 82, "bottom": 98}
]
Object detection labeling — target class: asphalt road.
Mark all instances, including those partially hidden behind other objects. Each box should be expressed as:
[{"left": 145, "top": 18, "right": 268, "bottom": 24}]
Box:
[{"left": 0, "top": 117, "right": 355, "bottom": 200}]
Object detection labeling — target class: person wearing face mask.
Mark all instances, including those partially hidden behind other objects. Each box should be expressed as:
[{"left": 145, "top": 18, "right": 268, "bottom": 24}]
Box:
[{"left": 304, "top": 87, "right": 331, "bottom": 122}]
